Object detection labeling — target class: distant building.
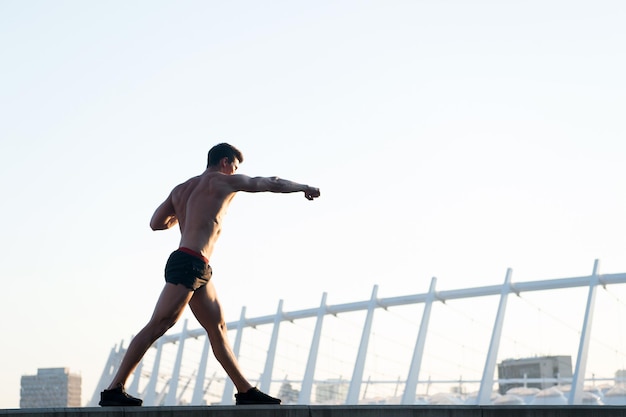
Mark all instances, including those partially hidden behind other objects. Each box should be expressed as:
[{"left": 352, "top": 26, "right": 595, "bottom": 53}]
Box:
[
  {"left": 277, "top": 382, "right": 299, "bottom": 404},
  {"left": 315, "top": 379, "right": 349, "bottom": 404},
  {"left": 497, "top": 356, "right": 572, "bottom": 394},
  {"left": 20, "top": 368, "right": 81, "bottom": 408}
]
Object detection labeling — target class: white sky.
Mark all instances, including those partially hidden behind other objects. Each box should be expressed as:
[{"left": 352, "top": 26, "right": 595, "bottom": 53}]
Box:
[{"left": 1, "top": 0, "right": 625, "bottom": 409}]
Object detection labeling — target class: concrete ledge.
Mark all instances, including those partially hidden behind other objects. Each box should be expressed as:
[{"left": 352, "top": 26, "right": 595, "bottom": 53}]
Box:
[{"left": 2, "top": 406, "right": 626, "bottom": 417}]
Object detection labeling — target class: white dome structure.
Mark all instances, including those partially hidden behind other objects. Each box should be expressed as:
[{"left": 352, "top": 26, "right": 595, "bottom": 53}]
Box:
[{"left": 529, "top": 387, "right": 567, "bottom": 405}]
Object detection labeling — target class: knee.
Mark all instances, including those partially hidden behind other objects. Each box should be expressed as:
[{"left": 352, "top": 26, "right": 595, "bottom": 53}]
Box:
[
  {"left": 146, "top": 316, "right": 177, "bottom": 339},
  {"left": 207, "top": 320, "right": 228, "bottom": 341},
  {"left": 218, "top": 320, "right": 228, "bottom": 333}
]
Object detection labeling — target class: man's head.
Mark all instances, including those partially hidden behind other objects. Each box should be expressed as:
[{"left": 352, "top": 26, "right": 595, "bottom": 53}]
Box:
[{"left": 207, "top": 143, "right": 244, "bottom": 169}]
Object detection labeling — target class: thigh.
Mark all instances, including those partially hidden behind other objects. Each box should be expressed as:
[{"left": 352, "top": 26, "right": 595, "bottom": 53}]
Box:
[
  {"left": 149, "top": 283, "right": 194, "bottom": 324},
  {"left": 188, "top": 281, "right": 225, "bottom": 331}
]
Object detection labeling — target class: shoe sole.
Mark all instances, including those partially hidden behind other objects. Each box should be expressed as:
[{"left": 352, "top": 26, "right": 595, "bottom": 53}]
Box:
[
  {"left": 99, "top": 401, "right": 142, "bottom": 407},
  {"left": 236, "top": 401, "right": 281, "bottom": 405}
]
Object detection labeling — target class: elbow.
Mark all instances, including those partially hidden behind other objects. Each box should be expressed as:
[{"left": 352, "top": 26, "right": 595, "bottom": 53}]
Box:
[
  {"left": 151, "top": 215, "right": 176, "bottom": 230},
  {"left": 150, "top": 219, "right": 166, "bottom": 231}
]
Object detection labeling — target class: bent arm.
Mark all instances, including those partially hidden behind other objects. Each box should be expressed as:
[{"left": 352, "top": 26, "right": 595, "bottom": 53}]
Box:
[
  {"left": 228, "top": 175, "right": 320, "bottom": 200},
  {"left": 150, "top": 194, "right": 178, "bottom": 230}
]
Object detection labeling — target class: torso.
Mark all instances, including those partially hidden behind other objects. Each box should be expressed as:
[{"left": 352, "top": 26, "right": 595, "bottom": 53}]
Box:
[{"left": 170, "top": 172, "right": 236, "bottom": 261}]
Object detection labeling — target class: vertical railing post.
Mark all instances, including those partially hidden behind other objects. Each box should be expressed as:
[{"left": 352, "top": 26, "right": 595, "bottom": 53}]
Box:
[
  {"left": 259, "top": 300, "right": 284, "bottom": 394},
  {"left": 346, "top": 285, "right": 378, "bottom": 404},
  {"left": 402, "top": 277, "right": 437, "bottom": 404},
  {"left": 165, "top": 319, "right": 188, "bottom": 405},
  {"left": 221, "top": 306, "right": 247, "bottom": 404},
  {"left": 128, "top": 359, "right": 143, "bottom": 397},
  {"left": 143, "top": 338, "right": 164, "bottom": 406},
  {"left": 569, "top": 259, "right": 601, "bottom": 404},
  {"left": 477, "top": 268, "right": 513, "bottom": 404},
  {"left": 298, "top": 292, "right": 328, "bottom": 404},
  {"left": 191, "top": 335, "right": 211, "bottom": 405},
  {"left": 88, "top": 343, "right": 126, "bottom": 406}
]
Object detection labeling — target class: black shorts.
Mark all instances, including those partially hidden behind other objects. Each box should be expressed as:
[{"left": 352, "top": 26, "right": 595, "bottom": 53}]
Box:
[{"left": 164, "top": 248, "right": 212, "bottom": 291}]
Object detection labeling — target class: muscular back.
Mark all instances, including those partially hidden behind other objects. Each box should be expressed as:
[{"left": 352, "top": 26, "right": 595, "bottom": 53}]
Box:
[{"left": 160, "top": 172, "right": 237, "bottom": 261}]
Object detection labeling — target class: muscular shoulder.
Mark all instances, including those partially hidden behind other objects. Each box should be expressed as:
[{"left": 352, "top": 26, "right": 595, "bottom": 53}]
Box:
[
  {"left": 176, "top": 172, "right": 241, "bottom": 198},
  {"left": 173, "top": 172, "right": 259, "bottom": 199},
  {"left": 172, "top": 176, "right": 200, "bottom": 194},
  {"left": 167, "top": 176, "right": 201, "bottom": 204},
  {"left": 203, "top": 172, "right": 259, "bottom": 193}
]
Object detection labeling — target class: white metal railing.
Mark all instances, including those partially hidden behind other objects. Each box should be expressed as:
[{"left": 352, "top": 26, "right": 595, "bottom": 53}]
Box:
[{"left": 90, "top": 259, "right": 626, "bottom": 406}]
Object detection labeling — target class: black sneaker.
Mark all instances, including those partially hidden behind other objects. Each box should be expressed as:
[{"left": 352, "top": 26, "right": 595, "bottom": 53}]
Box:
[
  {"left": 235, "top": 387, "right": 281, "bottom": 405},
  {"left": 99, "top": 385, "right": 143, "bottom": 407}
]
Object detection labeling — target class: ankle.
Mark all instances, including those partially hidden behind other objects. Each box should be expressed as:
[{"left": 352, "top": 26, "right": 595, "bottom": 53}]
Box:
[{"left": 237, "top": 384, "right": 254, "bottom": 394}]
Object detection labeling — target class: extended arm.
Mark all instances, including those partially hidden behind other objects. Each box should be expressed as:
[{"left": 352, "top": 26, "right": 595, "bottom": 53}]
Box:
[
  {"left": 228, "top": 175, "right": 320, "bottom": 200},
  {"left": 150, "top": 193, "right": 178, "bottom": 230}
]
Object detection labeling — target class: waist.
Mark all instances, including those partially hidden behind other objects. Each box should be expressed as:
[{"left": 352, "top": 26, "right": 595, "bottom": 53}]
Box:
[{"left": 178, "top": 247, "right": 209, "bottom": 263}]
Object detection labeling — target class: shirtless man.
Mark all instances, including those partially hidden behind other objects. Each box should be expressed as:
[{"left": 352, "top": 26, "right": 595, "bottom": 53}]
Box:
[{"left": 99, "top": 143, "right": 320, "bottom": 406}]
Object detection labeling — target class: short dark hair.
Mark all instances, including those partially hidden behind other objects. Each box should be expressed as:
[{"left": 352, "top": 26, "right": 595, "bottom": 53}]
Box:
[{"left": 207, "top": 143, "right": 244, "bottom": 168}]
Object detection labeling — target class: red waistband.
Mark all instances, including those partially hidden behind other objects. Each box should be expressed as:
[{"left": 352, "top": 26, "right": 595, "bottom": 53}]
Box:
[{"left": 178, "top": 247, "right": 209, "bottom": 263}]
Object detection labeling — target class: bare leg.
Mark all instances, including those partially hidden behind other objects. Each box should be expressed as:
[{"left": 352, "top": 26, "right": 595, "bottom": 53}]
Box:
[
  {"left": 108, "top": 283, "right": 193, "bottom": 389},
  {"left": 189, "top": 281, "right": 253, "bottom": 393}
]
